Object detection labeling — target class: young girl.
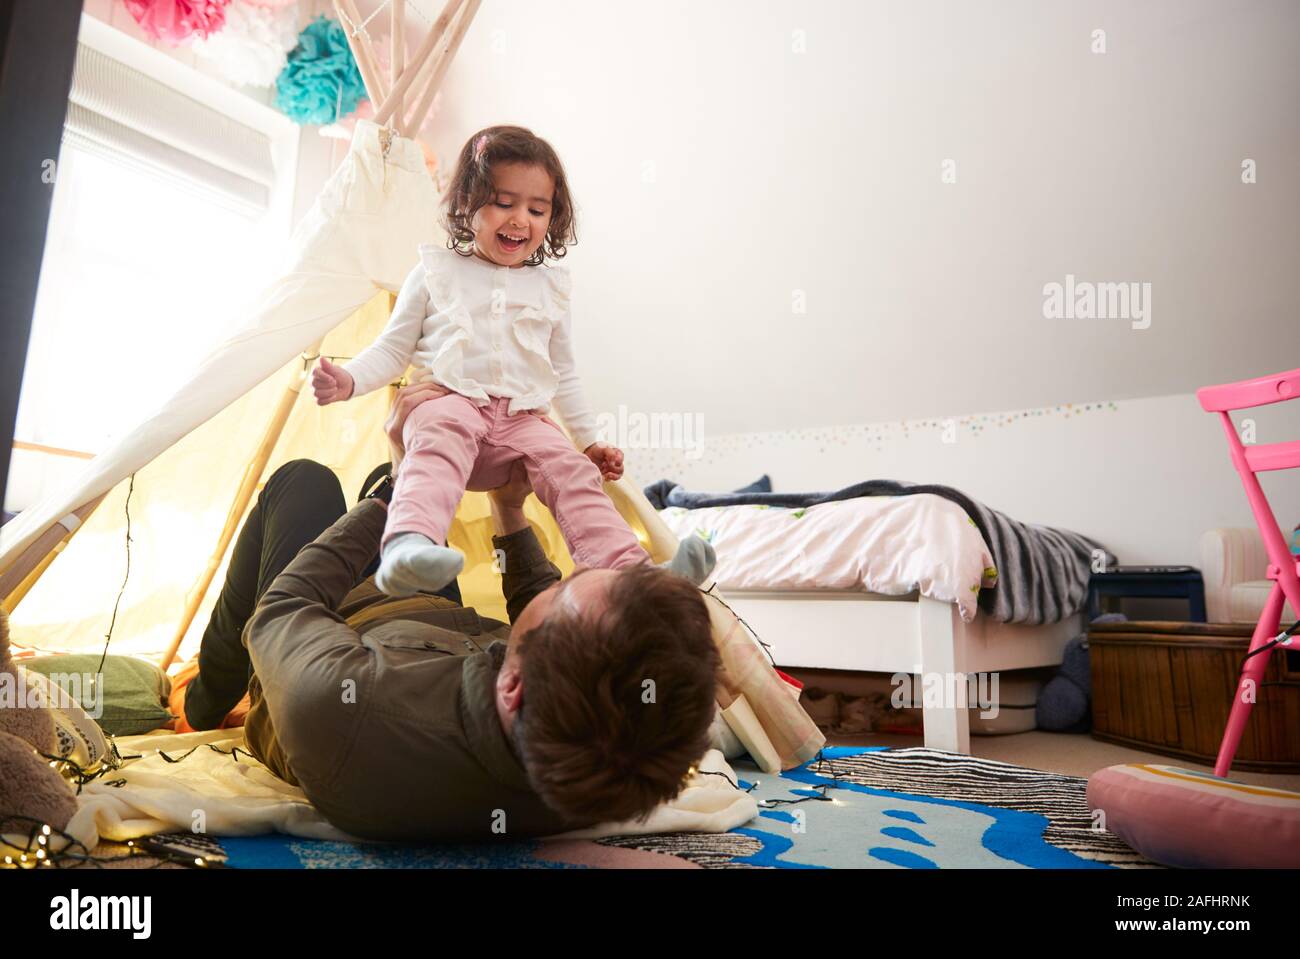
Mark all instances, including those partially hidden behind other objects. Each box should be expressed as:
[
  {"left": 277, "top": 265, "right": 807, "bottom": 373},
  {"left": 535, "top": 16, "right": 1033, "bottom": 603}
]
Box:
[{"left": 312, "top": 125, "right": 709, "bottom": 596}]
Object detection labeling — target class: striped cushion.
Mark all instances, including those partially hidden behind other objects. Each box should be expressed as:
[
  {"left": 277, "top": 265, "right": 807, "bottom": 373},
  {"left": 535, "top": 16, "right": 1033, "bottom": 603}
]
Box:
[{"left": 1087, "top": 764, "right": 1300, "bottom": 868}]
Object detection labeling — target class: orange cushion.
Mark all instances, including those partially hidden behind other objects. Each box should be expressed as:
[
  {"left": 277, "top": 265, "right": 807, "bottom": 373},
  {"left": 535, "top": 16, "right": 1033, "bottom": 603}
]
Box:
[{"left": 167, "top": 659, "right": 250, "bottom": 734}]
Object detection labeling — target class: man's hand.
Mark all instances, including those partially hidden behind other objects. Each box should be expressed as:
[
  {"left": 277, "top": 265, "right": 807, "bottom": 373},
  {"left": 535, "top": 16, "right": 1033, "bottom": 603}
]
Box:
[
  {"left": 489, "top": 460, "right": 533, "bottom": 536},
  {"left": 489, "top": 459, "right": 534, "bottom": 509},
  {"left": 583, "top": 442, "right": 624, "bottom": 482},
  {"left": 311, "top": 357, "right": 354, "bottom": 405},
  {"left": 384, "top": 381, "right": 452, "bottom": 472}
]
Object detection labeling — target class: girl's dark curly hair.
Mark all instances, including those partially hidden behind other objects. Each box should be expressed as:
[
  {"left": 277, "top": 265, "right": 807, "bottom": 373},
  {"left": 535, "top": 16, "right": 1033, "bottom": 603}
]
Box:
[{"left": 441, "top": 125, "right": 577, "bottom": 266}]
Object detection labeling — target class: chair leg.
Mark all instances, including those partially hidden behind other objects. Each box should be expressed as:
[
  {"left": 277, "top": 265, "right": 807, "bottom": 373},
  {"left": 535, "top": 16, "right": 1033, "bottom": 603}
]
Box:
[{"left": 1213, "top": 582, "right": 1284, "bottom": 777}]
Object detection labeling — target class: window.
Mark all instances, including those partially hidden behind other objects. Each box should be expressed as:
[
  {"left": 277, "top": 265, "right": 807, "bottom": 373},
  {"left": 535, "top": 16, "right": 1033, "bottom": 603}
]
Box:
[{"left": 6, "top": 21, "right": 297, "bottom": 513}]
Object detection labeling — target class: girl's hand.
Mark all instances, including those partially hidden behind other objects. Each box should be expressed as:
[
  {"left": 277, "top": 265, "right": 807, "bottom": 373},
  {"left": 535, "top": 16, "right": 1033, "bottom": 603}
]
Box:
[
  {"left": 312, "top": 357, "right": 354, "bottom": 405},
  {"left": 583, "top": 442, "right": 624, "bottom": 482}
]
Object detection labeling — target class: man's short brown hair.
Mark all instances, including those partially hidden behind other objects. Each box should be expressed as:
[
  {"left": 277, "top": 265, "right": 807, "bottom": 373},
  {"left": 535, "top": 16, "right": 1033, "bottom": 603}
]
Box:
[{"left": 514, "top": 563, "right": 720, "bottom": 825}]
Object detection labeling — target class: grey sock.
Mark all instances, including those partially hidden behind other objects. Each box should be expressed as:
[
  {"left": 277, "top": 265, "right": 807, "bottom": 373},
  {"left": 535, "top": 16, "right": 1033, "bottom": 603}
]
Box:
[
  {"left": 376, "top": 532, "right": 465, "bottom": 598},
  {"left": 662, "top": 536, "right": 716, "bottom": 586}
]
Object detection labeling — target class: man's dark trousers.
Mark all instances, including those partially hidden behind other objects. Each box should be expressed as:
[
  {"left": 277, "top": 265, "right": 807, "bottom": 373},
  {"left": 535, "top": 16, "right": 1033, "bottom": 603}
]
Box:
[{"left": 183, "top": 459, "right": 461, "bottom": 730}]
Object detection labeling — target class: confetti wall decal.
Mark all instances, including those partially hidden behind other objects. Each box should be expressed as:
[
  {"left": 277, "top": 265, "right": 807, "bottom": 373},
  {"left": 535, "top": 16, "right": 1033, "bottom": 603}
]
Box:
[{"left": 620, "top": 399, "right": 1122, "bottom": 482}]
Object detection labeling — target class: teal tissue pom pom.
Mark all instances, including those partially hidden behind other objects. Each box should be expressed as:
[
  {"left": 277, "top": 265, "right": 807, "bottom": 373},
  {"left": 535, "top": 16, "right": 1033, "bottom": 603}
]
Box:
[{"left": 275, "top": 15, "right": 367, "bottom": 126}]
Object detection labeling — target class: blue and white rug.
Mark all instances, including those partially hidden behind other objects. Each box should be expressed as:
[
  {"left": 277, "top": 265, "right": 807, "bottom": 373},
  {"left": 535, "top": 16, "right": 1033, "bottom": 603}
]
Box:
[{"left": 216, "top": 747, "right": 1151, "bottom": 869}]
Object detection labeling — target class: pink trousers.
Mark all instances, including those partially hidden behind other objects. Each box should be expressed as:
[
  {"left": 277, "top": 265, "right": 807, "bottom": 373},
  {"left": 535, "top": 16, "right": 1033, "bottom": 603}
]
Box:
[{"left": 384, "top": 393, "right": 649, "bottom": 570}]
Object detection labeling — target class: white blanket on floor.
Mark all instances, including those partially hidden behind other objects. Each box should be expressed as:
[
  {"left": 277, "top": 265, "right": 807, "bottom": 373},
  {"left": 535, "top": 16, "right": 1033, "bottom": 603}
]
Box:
[{"left": 64, "top": 729, "right": 757, "bottom": 851}]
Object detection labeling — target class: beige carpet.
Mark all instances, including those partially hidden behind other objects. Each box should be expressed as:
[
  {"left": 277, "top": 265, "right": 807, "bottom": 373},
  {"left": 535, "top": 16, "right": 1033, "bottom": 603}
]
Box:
[{"left": 825, "top": 729, "right": 1300, "bottom": 790}]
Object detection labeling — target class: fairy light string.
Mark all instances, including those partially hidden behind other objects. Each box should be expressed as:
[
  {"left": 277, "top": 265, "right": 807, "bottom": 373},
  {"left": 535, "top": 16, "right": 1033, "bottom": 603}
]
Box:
[
  {"left": 0, "top": 814, "right": 177, "bottom": 870},
  {"left": 5, "top": 742, "right": 252, "bottom": 869},
  {"left": 38, "top": 738, "right": 137, "bottom": 795},
  {"left": 156, "top": 741, "right": 255, "bottom": 764},
  {"left": 701, "top": 582, "right": 777, "bottom": 668},
  {"left": 691, "top": 749, "right": 856, "bottom": 809}
]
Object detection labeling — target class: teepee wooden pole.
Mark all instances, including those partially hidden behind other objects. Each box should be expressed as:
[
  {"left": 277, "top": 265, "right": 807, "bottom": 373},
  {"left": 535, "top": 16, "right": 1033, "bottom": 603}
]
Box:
[
  {"left": 395, "top": 35, "right": 439, "bottom": 127},
  {"left": 334, "top": 0, "right": 387, "bottom": 108},
  {"left": 343, "top": 0, "right": 388, "bottom": 102},
  {"left": 390, "top": 0, "right": 405, "bottom": 120},
  {"left": 0, "top": 494, "right": 108, "bottom": 612},
  {"left": 374, "top": 0, "right": 464, "bottom": 126},
  {"left": 157, "top": 345, "right": 321, "bottom": 671},
  {"left": 400, "top": 0, "right": 481, "bottom": 137}
]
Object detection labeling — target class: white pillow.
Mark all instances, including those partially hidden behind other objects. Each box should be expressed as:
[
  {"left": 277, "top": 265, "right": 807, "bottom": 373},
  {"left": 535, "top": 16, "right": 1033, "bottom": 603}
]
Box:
[{"left": 20, "top": 667, "right": 109, "bottom": 772}]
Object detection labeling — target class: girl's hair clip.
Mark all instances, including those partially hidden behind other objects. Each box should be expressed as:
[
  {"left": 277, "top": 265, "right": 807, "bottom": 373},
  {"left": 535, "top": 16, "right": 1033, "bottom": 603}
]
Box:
[{"left": 473, "top": 134, "right": 489, "bottom": 160}]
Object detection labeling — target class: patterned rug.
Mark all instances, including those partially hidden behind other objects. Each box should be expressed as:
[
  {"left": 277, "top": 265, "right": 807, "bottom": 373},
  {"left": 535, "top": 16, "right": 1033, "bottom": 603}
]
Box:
[{"left": 214, "top": 747, "right": 1153, "bottom": 869}]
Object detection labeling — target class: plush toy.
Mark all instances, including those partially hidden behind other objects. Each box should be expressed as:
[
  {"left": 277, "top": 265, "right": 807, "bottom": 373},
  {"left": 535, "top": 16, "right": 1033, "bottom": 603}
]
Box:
[
  {"left": 0, "top": 606, "right": 79, "bottom": 856},
  {"left": 1036, "top": 633, "right": 1093, "bottom": 732},
  {"left": 0, "top": 606, "right": 58, "bottom": 754}
]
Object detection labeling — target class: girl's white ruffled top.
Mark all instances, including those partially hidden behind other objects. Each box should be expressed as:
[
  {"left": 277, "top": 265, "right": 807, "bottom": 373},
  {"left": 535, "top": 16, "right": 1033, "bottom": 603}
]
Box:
[{"left": 344, "top": 244, "right": 601, "bottom": 451}]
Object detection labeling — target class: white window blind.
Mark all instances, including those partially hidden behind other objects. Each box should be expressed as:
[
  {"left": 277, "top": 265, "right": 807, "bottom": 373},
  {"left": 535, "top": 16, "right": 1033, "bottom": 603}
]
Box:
[{"left": 63, "top": 42, "right": 277, "bottom": 215}]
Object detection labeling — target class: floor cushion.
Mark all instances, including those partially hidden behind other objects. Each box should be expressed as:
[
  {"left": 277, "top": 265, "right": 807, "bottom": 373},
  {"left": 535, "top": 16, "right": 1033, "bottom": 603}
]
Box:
[{"left": 1087, "top": 763, "right": 1300, "bottom": 868}]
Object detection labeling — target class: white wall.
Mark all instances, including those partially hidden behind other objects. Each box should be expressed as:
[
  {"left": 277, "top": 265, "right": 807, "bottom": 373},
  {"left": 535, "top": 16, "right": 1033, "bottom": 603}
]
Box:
[{"left": 408, "top": 0, "right": 1300, "bottom": 434}]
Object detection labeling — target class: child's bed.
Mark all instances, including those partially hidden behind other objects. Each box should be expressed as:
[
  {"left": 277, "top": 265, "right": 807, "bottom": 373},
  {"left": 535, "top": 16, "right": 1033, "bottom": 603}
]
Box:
[
  {"left": 649, "top": 491, "right": 1088, "bottom": 755},
  {"left": 715, "top": 588, "right": 1077, "bottom": 754}
]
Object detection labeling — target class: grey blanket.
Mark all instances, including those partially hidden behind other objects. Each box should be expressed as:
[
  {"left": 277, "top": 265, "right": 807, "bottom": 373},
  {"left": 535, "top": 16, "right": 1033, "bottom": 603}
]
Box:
[{"left": 644, "top": 476, "right": 1113, "bottom": 626}]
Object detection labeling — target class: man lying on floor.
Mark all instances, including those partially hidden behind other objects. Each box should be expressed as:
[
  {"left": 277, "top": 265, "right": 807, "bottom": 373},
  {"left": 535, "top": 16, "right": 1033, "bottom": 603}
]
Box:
[{"left": 178, "top": 457, "right": 722, "bottom": 841}]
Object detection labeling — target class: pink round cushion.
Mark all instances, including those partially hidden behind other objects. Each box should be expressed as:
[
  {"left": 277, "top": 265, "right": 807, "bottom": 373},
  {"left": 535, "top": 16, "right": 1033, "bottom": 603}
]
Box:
[{"left": 1087, "top": 763, "right": 1300, "bottom": 868}]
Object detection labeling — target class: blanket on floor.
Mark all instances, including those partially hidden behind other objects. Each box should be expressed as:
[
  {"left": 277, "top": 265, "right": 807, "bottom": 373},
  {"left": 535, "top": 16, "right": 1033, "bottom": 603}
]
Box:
[
  {"left": 62, "top": 729, "right": 758, "bottom": 852},
  {"left": 645, "top": 477, "right": 1114, "bottom": 626}
]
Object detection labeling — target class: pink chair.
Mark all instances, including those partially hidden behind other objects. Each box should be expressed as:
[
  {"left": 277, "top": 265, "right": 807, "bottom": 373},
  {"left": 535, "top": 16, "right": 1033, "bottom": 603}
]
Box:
[{"left": 1197, "top": 366, "right": 1300, "bottom": 777}]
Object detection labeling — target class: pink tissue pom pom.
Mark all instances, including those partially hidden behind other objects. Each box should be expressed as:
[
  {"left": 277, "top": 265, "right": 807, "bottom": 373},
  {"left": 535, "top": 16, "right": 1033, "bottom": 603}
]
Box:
[{"left": 122, "top": 0, "right": 233, "bottom": 47}]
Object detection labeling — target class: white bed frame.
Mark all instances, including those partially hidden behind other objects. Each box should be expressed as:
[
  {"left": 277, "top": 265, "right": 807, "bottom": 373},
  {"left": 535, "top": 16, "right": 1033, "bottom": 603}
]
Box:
[{"left": 720, "top": 589, "right": 1079, "bottom": 754}]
